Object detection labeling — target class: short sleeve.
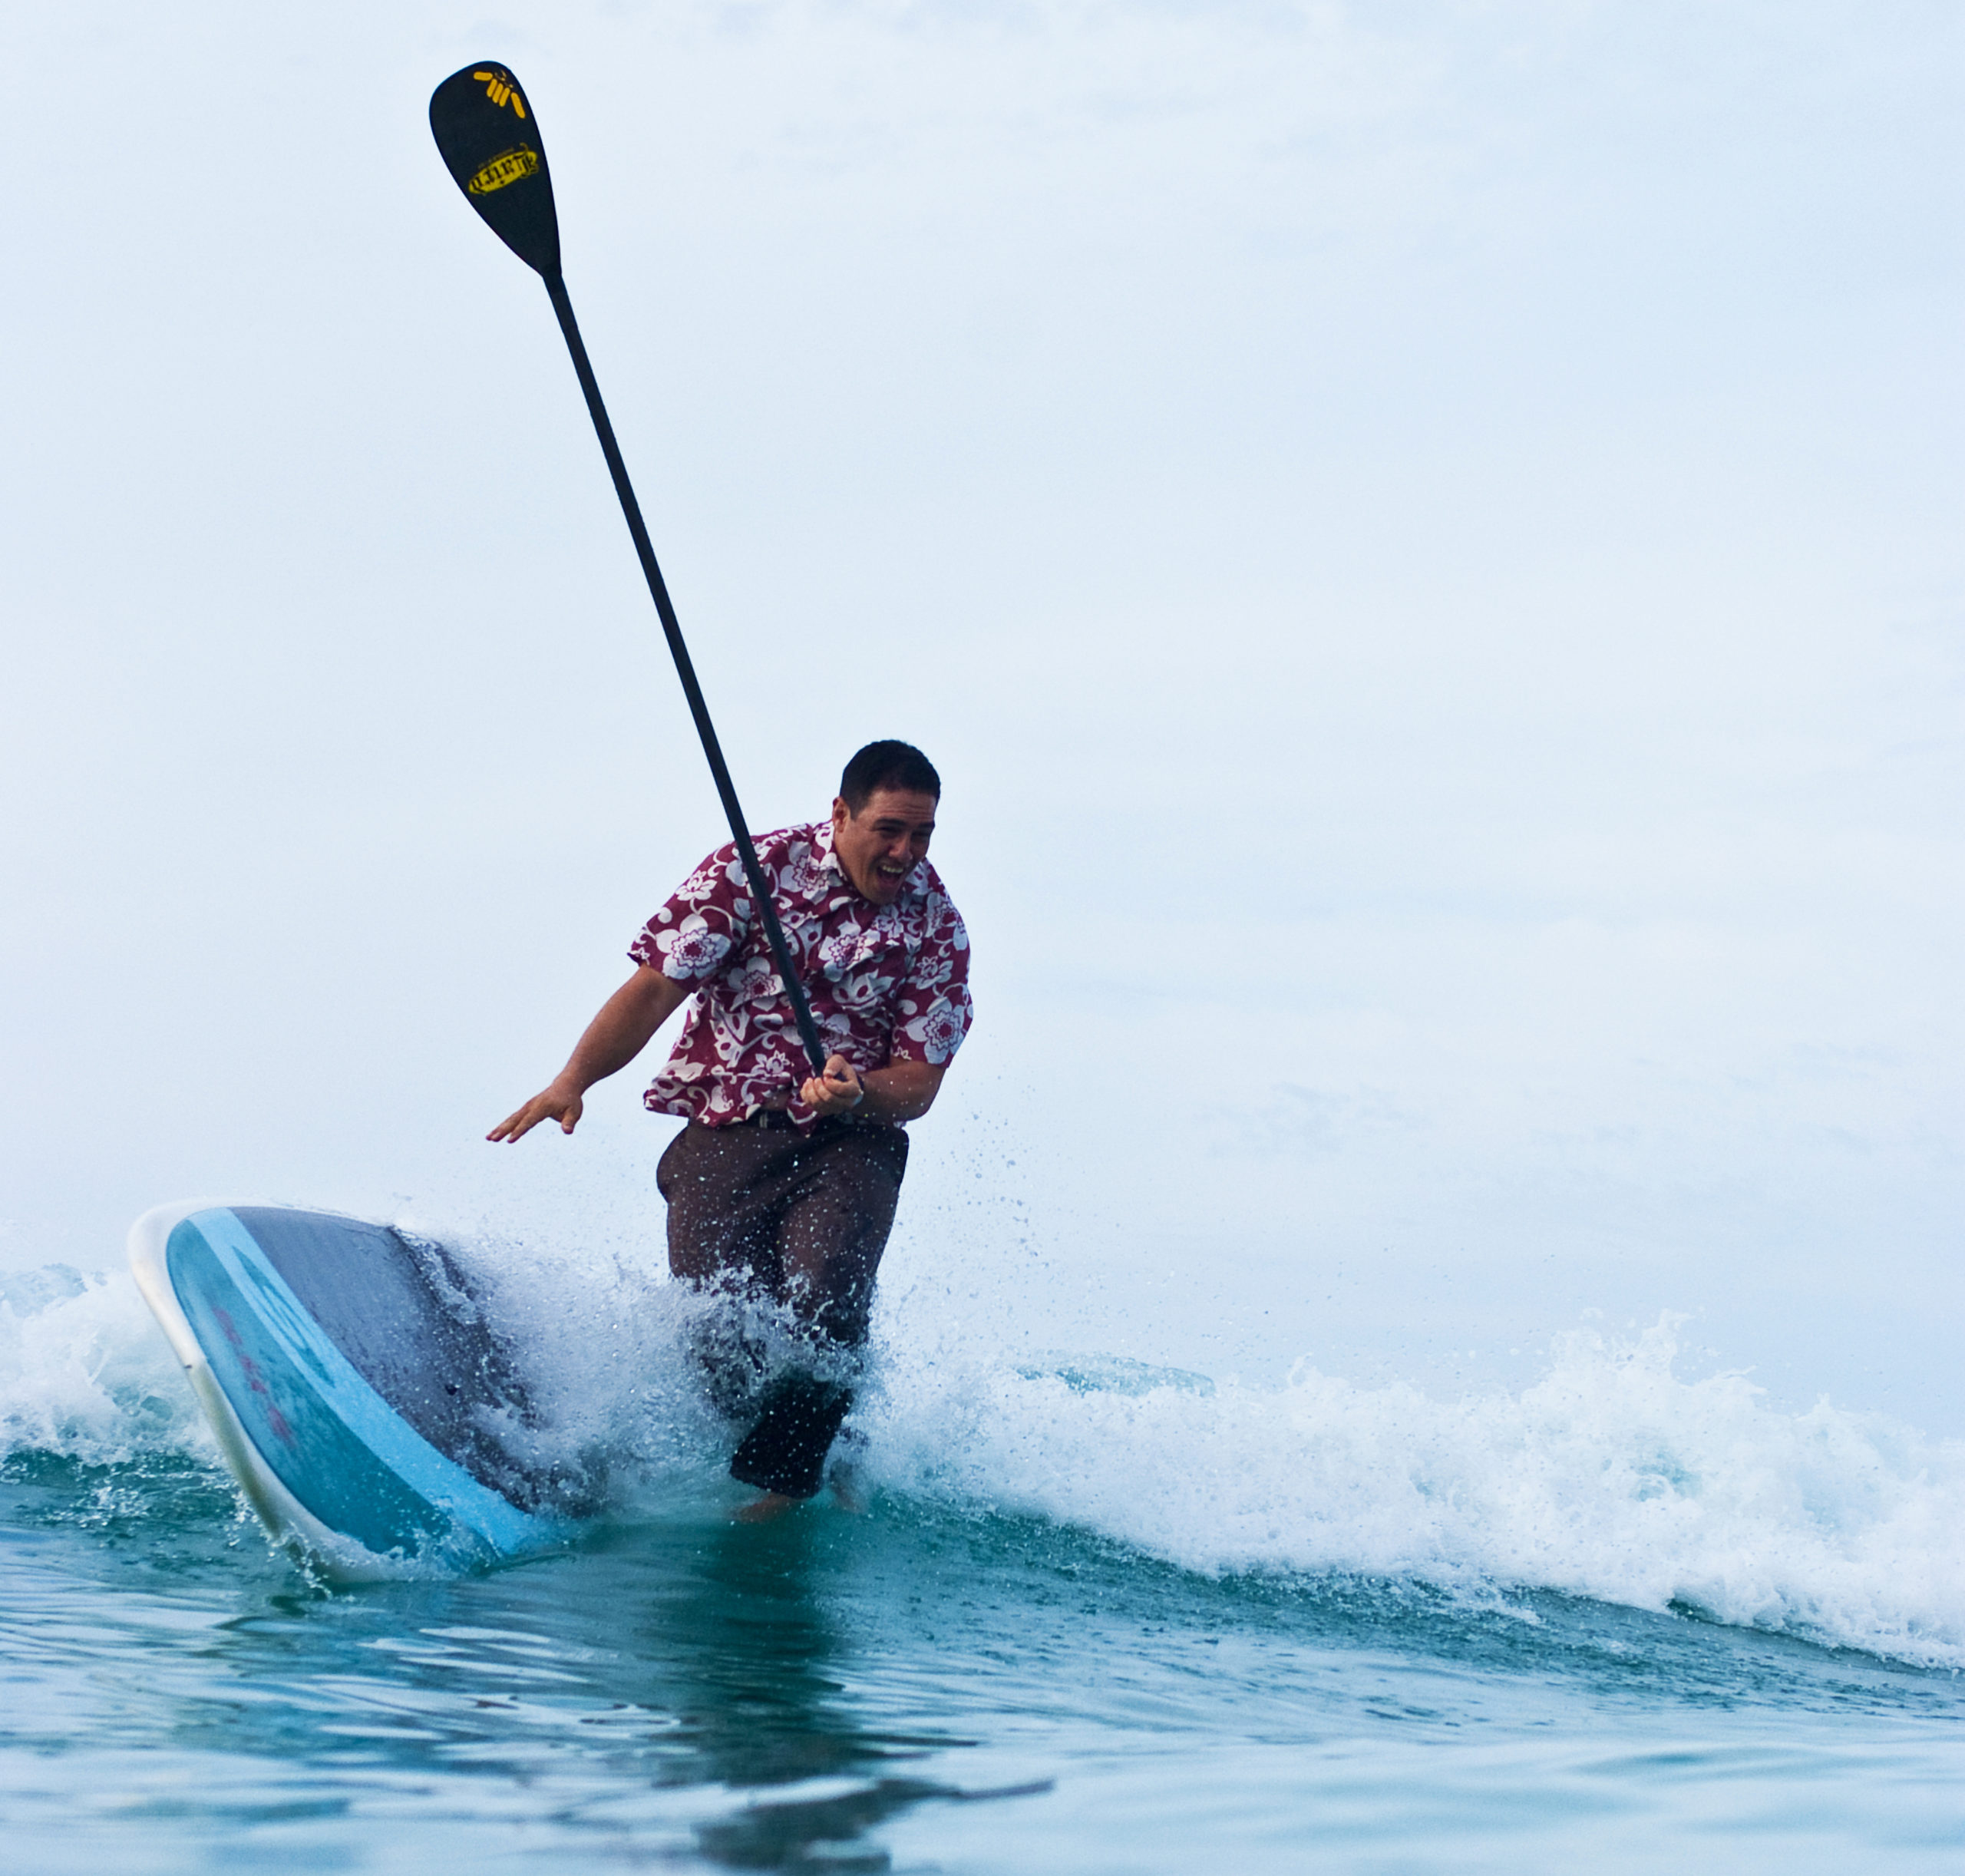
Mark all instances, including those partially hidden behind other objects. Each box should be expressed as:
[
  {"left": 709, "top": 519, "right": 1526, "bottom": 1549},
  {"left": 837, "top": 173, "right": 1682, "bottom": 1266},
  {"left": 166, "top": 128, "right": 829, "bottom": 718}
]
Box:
[
  {"left": 888, "top": 890, "right": 973, "bottom": 1066},
  {"left": 629, "top": 841, "right": 755, "bottom": 982}
]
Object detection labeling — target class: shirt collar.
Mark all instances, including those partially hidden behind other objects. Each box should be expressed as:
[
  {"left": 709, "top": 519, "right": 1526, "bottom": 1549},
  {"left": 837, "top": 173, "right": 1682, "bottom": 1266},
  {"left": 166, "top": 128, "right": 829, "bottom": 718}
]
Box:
[{"left": 812, "top": 820, "right": 854, "bottom": 900}]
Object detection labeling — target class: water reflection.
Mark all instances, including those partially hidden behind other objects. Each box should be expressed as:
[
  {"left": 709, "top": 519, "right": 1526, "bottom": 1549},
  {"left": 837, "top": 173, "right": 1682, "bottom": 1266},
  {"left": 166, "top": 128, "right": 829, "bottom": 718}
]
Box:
[
  {"left": 621, "top": 1519, "right": 1045, "bottom": 1868},
  {"left": 695, "top": 1775, "right": 988, "bottom": 1872},
  {"left": 628, "top": 1514, "right": 949, "bottom": 1792},
  {"left": 178, "top": 1508, "right": 1012, "bottom": 1869}
]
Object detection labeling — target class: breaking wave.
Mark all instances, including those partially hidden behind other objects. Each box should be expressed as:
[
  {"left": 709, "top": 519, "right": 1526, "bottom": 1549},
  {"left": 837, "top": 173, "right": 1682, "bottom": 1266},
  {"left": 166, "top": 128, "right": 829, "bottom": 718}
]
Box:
[
  {"left": 863, "top": 1314, "right": 1965, "bottom": 1670},
  {"left": 5, "top": 1244, "right": 1961, "bottom": 1670}
]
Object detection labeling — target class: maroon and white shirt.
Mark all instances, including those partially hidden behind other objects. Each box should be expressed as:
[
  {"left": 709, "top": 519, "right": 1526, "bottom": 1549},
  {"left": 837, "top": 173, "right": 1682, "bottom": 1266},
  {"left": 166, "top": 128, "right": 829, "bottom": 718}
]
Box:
[{"left": 629, "top": 820, "right": 973, "bottom": 1129}]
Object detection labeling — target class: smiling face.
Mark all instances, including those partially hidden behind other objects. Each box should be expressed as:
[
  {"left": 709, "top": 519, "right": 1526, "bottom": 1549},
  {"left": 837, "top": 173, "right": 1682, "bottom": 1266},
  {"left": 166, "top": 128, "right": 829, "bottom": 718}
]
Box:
[{"left": 830, "top": 787, "right": 939, "bottom": 905}]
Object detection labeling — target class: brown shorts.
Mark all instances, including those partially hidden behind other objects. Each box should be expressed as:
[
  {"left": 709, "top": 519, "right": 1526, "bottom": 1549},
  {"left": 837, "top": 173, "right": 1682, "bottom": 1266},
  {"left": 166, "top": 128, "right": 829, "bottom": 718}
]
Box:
[{"left": 656, "top": 1114, "right": 910, "bottom": 1496}]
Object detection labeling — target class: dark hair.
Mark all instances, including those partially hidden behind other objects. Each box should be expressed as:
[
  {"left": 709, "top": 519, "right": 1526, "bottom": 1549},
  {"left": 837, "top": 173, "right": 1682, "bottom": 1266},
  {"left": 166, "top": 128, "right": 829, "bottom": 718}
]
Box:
[{"left": 839, "top": 740, "right": 941, "bottom": 812}]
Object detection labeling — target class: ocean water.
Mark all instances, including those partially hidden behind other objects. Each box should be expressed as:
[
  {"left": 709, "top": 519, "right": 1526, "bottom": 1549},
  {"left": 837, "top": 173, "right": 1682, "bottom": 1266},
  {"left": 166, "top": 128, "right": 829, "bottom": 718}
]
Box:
[{"left": 2, "top": 1247, "right": 1963, "bottom": 1873}]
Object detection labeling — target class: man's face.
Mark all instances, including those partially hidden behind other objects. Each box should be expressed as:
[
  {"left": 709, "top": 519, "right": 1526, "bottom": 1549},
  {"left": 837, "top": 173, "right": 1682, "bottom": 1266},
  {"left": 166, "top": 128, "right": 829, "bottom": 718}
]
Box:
[{"left": 830, "top": 788, "right": 939, "bottom": 905}]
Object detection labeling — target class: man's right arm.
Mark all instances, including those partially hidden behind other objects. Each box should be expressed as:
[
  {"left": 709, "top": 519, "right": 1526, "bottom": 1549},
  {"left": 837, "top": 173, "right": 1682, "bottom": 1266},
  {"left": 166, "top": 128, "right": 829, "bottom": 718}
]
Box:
[{"left": 487, "top": 966, "right": 690, "bottom": 1142}]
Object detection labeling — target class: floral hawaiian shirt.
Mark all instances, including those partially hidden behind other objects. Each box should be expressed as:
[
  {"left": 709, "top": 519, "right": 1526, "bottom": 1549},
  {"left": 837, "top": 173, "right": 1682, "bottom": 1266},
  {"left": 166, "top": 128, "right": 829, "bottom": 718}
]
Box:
[{"left": 629, "top": 820, "right": 973, "bottom": 1128}]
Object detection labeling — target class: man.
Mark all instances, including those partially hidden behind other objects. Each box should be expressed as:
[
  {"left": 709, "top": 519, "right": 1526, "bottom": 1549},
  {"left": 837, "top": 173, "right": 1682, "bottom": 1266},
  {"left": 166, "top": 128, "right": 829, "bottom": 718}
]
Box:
[{"left": 488, "top": 740, "right": 971, "bottom": 1519}]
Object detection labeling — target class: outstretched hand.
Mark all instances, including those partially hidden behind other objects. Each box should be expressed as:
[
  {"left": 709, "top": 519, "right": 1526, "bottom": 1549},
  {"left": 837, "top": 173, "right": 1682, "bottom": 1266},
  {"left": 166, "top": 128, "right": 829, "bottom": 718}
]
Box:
[
  {"left": 800, "top": 1055, "right": 864, "bottom": 1119},
  {"left": 487, "top": 1079, "right": 584, "bottom": 1143}
]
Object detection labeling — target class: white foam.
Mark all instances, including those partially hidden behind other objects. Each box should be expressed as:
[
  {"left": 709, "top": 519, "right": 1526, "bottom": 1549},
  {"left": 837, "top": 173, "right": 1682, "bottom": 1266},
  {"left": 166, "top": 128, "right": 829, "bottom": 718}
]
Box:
[
  {"left": 860, "top": 1315, "right": 1965, "bottom": 1669},
  {"left": 0, "top": 1266, "right": 211, "bottom": 1468}
]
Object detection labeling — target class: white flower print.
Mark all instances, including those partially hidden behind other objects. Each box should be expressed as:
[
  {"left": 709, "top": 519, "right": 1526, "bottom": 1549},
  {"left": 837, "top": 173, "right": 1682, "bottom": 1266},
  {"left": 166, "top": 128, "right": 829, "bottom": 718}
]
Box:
[
  {"left": 654, "top": 913, "right": 732, "bottom": 979},
  {"left": 903, "top": 995, "right": 967, "bottom": 1065}
]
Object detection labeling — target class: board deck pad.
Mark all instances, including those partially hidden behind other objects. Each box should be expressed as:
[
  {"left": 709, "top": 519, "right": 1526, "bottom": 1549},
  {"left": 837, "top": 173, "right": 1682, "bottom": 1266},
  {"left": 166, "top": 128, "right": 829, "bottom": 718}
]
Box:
[
  {"left": 136, "top": 1205, "right": 576, "bottom": 1572},
  {"left": 226, "top": 1207, "right": 542, "bottom": 1506}
]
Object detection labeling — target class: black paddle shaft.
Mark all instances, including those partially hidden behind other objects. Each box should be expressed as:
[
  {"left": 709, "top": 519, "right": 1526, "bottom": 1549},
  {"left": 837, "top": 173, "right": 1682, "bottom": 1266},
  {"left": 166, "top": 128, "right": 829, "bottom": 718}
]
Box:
[
  {"left": 543, "top": 279, "right": 831, "bottom": 1077},
  {"left": 429, "top": 63, "right": 829, "bottom": 1078}
]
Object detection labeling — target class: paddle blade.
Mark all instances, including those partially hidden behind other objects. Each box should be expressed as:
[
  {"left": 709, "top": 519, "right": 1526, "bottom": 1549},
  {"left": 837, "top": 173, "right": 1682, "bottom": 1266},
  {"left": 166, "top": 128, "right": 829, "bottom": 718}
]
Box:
[{"left": 429, "top": 63, "right": 562, "bottom": 278}]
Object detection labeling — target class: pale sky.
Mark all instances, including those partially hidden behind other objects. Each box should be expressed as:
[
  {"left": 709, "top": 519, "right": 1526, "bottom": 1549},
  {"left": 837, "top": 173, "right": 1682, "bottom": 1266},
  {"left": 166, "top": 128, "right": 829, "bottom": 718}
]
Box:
[{"left": 3, "top": 3, "right": 1960, "bottom": 1425}]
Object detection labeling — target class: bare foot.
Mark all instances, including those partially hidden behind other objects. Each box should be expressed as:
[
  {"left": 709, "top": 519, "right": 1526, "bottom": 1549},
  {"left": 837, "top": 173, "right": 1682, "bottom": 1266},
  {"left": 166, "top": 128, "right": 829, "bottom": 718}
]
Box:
[{"left": 732, "top": 1491, "right": 798, "bottom": 1524}]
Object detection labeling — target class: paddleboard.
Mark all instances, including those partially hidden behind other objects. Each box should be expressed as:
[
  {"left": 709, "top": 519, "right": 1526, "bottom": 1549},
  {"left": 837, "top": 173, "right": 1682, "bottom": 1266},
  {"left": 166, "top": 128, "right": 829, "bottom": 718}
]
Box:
[{"left": 129, "top": 1202, "right": 575, "bottom": 1577}]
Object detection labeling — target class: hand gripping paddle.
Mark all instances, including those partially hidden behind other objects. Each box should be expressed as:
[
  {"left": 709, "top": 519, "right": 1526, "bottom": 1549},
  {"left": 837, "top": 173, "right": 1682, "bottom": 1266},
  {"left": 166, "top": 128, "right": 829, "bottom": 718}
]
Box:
[{"left": 429, "top": 64, "right": 830, "bottom": 1078}]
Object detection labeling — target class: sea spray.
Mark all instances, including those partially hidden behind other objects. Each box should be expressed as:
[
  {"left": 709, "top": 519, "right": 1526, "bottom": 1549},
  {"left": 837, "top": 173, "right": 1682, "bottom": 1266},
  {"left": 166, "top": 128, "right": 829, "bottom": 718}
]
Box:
[{"left": 401, "top": 1214, "right": 828, "bottom": 1506}]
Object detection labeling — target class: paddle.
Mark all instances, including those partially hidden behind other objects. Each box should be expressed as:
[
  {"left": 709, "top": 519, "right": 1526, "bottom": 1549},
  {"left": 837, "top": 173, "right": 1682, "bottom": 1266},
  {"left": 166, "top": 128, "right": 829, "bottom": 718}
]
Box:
[{"left": 428, "top": 63, "right": 831, "bottom": 1079}]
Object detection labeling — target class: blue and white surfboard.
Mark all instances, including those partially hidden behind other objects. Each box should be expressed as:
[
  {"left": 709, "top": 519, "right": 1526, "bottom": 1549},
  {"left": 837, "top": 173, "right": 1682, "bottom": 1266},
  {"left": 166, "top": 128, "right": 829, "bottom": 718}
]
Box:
[{"left": 130, "top": 1203, "right": 574, "bottom": 1577}]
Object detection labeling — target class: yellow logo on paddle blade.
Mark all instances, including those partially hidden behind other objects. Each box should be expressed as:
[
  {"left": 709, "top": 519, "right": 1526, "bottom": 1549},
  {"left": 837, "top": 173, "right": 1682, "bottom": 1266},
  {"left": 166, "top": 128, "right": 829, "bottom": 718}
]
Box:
[
  {"left": 467, "top": 145, "right": 540, "bottom": 195},
  {"left": 473, "top": 70, "right": 528, "bottom": 118}
]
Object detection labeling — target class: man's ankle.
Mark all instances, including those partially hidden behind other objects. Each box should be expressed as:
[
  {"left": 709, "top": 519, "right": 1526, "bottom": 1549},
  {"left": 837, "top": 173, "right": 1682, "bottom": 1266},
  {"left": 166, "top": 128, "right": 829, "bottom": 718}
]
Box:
[{"left": 732, "top": 1491, "right": 798, "bottom": 1524}]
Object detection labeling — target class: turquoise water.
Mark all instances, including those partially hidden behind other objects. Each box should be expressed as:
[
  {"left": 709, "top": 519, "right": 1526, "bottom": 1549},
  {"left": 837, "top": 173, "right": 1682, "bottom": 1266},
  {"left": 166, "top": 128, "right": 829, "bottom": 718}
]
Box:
[{"left": 2, "top": 1263, "right": 1963, "bottom": 1871}]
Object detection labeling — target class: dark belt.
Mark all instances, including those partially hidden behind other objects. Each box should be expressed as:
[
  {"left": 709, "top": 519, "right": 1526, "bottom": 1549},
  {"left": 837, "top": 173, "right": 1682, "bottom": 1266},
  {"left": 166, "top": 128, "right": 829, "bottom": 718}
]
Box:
[
  {"left": 738, "top": 1106, "right": 801, "bottom": 1131},
  {"left": 734, "top": 1106, "right": 883, "bottom": 1135}
]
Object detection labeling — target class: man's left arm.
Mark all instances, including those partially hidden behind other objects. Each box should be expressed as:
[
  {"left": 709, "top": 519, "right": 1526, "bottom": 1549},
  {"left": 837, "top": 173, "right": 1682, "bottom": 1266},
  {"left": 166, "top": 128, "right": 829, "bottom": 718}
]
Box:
[
  {"left": 801, "top": 1056, "right": 945, "bottom": 1122},
  {"left": 801, "top": 880, "right": 971, "bottom": 1123}
]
